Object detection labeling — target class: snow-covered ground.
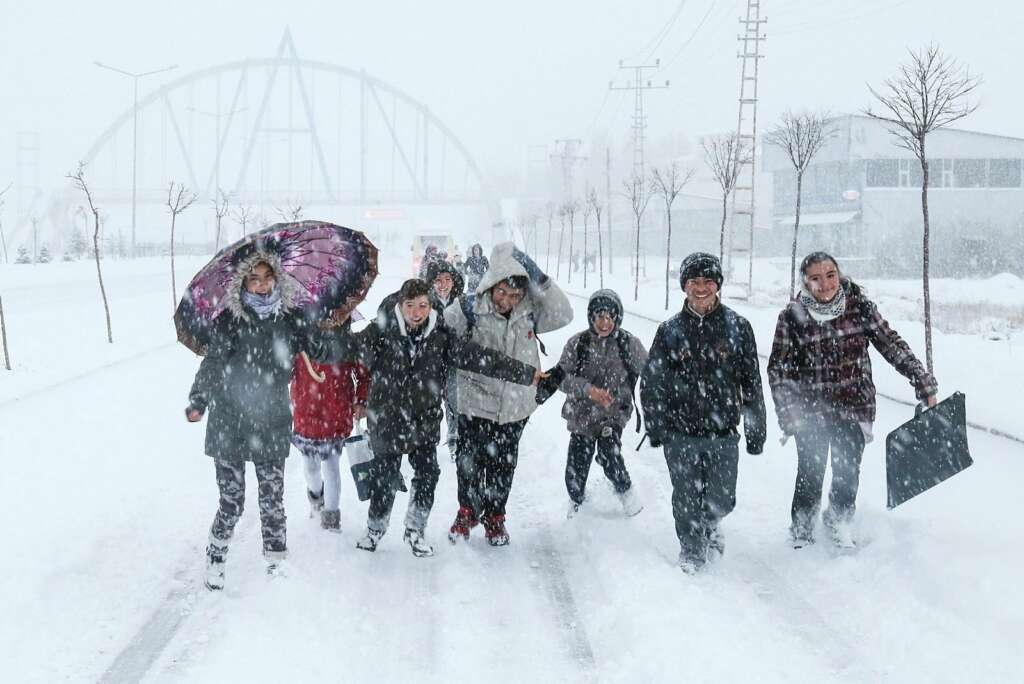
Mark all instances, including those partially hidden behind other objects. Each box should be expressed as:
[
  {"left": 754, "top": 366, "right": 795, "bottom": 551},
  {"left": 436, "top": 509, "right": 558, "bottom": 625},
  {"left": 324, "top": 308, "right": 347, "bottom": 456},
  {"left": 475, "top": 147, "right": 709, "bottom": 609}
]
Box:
[{"left": 1, "top": 251, "right": 1022, "bottom": 683}]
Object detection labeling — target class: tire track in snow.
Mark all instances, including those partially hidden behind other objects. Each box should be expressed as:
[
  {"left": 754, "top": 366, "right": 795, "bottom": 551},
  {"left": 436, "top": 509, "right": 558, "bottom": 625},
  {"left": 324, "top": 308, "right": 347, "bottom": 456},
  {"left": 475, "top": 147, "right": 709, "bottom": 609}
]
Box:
[
  {"left": 100, "top": 515, "right": 260, "bottom": 682},
  {"left": 527, "top": 525, "right": 598, "bottom": 682}
]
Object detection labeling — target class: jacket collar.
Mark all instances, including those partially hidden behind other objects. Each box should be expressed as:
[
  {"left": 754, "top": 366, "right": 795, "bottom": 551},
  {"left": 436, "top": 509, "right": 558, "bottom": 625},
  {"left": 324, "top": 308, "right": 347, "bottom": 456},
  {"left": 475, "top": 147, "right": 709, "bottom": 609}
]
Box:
[{"left": 394, "top": 305, "right": 438, "bottom": 339}]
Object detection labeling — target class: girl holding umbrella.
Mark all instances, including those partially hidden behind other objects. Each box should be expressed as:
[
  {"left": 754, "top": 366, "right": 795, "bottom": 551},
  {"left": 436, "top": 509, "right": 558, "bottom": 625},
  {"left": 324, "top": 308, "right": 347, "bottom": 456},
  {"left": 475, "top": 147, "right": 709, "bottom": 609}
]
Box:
[
  {"left": 767, "top": 252, "right": 937, "bottom": 549},
  {"left": 178, "top": 222, "right": 377, "bottom": 590}
]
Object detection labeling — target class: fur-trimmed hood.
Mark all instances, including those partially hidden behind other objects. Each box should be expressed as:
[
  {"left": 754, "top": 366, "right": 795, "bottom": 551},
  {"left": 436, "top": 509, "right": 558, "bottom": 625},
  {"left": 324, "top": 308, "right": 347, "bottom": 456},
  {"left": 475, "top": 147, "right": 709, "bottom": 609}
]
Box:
[{"left": 224, "top": 250, "right": 299, "bottom": 322}]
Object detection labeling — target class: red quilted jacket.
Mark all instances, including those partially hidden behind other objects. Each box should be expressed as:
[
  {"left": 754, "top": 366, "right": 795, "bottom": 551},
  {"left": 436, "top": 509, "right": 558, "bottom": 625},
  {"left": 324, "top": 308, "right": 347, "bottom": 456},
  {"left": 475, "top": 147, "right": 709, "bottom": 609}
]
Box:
[{"left": 290, "top": 355, "right": 369, "bottom": 440}]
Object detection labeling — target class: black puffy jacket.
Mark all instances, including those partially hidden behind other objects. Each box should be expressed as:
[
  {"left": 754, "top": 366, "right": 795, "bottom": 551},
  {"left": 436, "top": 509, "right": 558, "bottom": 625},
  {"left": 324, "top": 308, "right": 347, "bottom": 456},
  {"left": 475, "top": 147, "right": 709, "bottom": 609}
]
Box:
[
  {"left": 341, "top": 294, "right": 535, "bottom": 455},
  {"left": 640, "top": 303, "right": 766, "bottom": 453}
]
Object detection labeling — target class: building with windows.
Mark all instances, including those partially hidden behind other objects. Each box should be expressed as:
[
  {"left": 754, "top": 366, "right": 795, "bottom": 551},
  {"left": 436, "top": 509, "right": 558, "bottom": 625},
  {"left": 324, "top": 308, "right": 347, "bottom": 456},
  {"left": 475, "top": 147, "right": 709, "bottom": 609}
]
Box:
[{"left": 762, "top": 114, "right": 1024, "bottom": 276}]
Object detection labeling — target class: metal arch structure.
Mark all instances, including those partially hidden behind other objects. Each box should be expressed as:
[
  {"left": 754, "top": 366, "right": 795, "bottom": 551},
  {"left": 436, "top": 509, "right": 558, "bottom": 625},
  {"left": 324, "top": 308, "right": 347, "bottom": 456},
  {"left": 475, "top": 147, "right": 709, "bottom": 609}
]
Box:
[{"left": 81, "top": 30, "right": 491, "bottom": 213}]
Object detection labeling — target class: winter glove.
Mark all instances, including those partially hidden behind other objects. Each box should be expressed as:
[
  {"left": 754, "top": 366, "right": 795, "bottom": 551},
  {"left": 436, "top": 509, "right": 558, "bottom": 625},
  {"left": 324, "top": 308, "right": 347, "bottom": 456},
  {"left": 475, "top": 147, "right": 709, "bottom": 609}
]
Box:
[
  {"left": 644, "top": 432, "right": 663, "bottom": 449},
  {"left": 746, "top": 440, "right": 764, "bottom": 455},
  {"left": 511, "top": 247, "right": 549, "bottom": 286},
  {"left": 535, "top": 366, "right": 566, "bottom": 405}
]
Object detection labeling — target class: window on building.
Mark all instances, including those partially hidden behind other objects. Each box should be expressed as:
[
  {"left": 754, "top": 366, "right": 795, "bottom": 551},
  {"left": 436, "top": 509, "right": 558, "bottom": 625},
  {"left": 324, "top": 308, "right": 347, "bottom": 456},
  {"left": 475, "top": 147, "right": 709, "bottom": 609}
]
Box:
[
  {"left": 899, "top": 159, "right": 912, "bottom": 187},
  {"left": 942, "top": 159, "right": 954, "bottom": 188},
  {"left": 988, "top": 159, "right": 1022, "bottom": 188},
  {"left": 908, "top": 159, "right": 945, "bottom": 188},
  {"left": 865, "top": 159, "right": 898, "bottom": 187},
  {"left": 953, "top": 159, "right": 987, "bottom": 187}
]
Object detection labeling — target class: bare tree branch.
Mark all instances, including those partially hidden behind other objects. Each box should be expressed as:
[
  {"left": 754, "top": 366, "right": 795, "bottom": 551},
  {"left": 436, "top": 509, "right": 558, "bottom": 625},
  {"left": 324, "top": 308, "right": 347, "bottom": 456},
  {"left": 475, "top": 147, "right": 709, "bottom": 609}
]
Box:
[
  {"left": 167, "top": 181, "right": 198, "bottom": 312},
  {"left": 765, "top": 110, "right": 837, "bottom": 296},
  {"left": 864, "top": 43, "right": 981, "bottom": 374},
  {"left": 702, "top": 134, "right": 751, "bottom": 264},
  {"left": 651, "top": 163, "right": 696, "bottom": 309},
  {"left": 67, "top": 162, "right": 113, "bottom": 343},
  {"left": 620, "top": 175, "right": 653, "bottom": 301}
]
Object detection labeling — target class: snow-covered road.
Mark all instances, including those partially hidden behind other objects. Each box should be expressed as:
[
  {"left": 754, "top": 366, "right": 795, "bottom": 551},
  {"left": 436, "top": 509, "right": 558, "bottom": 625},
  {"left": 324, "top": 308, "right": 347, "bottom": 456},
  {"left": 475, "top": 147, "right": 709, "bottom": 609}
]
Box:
[{"left": 2, "top": 257, "right": 1021, "bottom": 683}]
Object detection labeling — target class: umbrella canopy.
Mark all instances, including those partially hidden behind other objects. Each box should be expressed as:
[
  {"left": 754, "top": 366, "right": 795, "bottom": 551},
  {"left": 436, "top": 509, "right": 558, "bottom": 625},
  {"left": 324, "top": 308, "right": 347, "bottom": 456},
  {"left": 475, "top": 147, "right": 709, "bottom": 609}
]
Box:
[
  {"left": 885, "top": 392, "right": 973, "bottom": 509},
  {"left": 174, "top": 221, "right": 377, "bottom": 355}
]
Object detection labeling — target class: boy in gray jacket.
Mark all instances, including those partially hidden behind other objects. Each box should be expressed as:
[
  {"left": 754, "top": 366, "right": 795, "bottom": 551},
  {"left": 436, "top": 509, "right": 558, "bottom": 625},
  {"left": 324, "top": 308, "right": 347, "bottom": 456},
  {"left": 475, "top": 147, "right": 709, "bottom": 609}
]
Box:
[
  {"left": 444, "top": 242, "right": 573, "bottom": 545},
  {"left": 553, "top": 290, "right": 647, "bottom": 518}
]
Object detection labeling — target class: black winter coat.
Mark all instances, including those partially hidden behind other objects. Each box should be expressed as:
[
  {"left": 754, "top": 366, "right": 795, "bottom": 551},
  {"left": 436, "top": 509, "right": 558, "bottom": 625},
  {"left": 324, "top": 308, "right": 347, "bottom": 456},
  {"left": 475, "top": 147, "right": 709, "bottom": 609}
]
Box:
[
  {"left": 343, "top": 297, "right": 535, "bottom": 455},
  {"left": 189, "top": 306, "right": 343, "bottom": 463},
  {"left": 640, "top": 303, "right": 766, "bottom": 453}
]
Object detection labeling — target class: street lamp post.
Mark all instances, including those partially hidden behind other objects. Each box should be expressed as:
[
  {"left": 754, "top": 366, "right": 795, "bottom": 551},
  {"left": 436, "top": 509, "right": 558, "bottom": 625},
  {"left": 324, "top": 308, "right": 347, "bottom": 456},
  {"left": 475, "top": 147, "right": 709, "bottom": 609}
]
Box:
[{"left": 94, "top": 61, "right": 178, "bottom": 256}]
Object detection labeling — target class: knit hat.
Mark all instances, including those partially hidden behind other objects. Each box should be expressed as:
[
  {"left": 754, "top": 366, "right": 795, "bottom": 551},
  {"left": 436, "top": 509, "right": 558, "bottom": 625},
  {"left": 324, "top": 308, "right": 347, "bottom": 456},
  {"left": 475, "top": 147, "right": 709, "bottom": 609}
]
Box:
[
  {"left": 679, "top": 252, "right": 723, "bottom": 289},
  {"left": 587, "top": 289, "right": 623, "bottom": 330}
]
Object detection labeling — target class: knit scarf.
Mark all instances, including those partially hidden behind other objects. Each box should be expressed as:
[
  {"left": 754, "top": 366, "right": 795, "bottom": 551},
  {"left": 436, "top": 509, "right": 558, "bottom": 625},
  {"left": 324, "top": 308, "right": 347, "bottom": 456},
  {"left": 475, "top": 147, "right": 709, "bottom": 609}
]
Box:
[
  {"left": 241, "top": 287, "right": 282, "bottom": 320},
  {"left": 799, "top": 284, "right": 846, "bottom": 322}
]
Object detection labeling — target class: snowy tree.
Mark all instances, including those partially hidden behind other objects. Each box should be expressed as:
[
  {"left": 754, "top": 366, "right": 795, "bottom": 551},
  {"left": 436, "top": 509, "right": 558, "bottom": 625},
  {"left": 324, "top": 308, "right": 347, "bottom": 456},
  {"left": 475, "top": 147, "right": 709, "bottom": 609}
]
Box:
[
  {"left": 765, "top": 110, "right": 836, "bottom": 297},
  {"left": 0, "top": 294, "right": 9, "bottom": 370},
  {"left": 563, "top": 200, "right": 579, "bottom": 284},
  {"left": 867, "top": 44, "right": 981, "bottom": 374},
  {"left": 212, "top": 189, "right": 229, "bottom": 252},
  {"left": 544, "top": 202, "right": 556, "bottom": 273},
  {"left": 167, "top": 182, "right": 198, "bottom": 311},
  {"left": 621, "top": 174, "right": 653, "bottom": 302},
  {"left": 15, "top": 245, "right": 31, "bottom": 264},
  {"left": 702, "top": 134, "right": 750, "bottom": 266},
  {"left": 232, "top": 204, "right": 254, "bottom": 240},
  {"left": 68, "top": 226, "right": 89, "bottom": 260},
  {"left": 37, "top": 244, "right": 51, "bottom": 264},
  {"left": 274, "top": 201, "right": 303, "bottom": 222},
  {"left": 67, "top": 163, "right": 113, "bottom": 343},
  {"left": 0, "top": 182, "right": 10, "bottom": 264},
  {"left": 651, "top": 163, "right": 695, "bottom": 310},
  {"left": 587, "top": 187, "right": 605, "bottom": 289}
]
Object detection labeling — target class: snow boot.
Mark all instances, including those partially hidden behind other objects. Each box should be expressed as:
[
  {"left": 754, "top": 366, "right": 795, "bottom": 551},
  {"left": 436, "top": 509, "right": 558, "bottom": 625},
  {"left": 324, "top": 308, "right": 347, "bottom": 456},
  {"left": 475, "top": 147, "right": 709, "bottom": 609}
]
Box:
[
  {"left": 204, "top": 551, "right": 226, "bottom": 591},
  {"left": 356, "top": 526, "right": 385, "bottom": 552},
  {"left": 617, "top": 487, "right": 644, "bottom": 517},
  {"left": 403, "top": 528, "right": 435, "bottom": 557},
  {"left": 448, "top": 506, "right": 479, "bottom": 544},
  {"left": 321, "top": 509, "right": 341, "bottom": 533},
  {"left": 678, "top": 551, "right": 706, "bottom": 576},
  {"left": 264, "top": 550, "right": 288, "bottom": 578},
  {"left": 483, "top": 514, "right": 510, "bottom": 547},
  {"left": 706, "top": 526, "right": 725, "bottom": 562},
  {"left": 790, "top": 525, "right": 815, "bottom": 549},
  {"left": 566, "top": 499, "right": 582, "bottom": 519},
  {"left": 825, "top": 518, "right": 856, "bottom": 551},
  {"left": 307, "top": 486, "right": 325, "bottom": 518}
]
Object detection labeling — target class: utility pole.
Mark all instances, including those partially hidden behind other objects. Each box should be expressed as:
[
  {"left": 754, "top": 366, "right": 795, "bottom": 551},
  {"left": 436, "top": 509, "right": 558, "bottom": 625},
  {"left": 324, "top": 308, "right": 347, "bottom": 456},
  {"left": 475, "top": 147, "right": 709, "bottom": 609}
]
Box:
[
  {"left": 609, "top": 60, "right": 669, "bottom": 181},
  {"left": 606, "top": 147, "right": 613, "bottom": 274},
  {"left": 94, "top": 61, "right": 178, "bottom": 257},
  {"left": 727, "top": 1, "right": 766, "bottom": 296},
  {"left": 550, "top": 138, "right": 586, "bottom": 202}
]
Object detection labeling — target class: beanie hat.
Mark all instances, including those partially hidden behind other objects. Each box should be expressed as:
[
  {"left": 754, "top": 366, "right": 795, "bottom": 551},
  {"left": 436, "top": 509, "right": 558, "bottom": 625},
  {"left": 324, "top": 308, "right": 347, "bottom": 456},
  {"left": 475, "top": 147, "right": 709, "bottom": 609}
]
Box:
[
  {"left": 679, "top": 252, "right": 723, "bottom": 289},
  {"left": 587, "top": 289, "right": 623, "bottom": 330}
]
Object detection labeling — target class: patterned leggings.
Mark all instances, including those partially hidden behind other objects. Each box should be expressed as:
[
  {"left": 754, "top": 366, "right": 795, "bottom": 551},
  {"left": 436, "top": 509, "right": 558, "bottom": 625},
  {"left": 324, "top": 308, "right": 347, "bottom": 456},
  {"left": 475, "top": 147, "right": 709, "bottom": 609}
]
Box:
[{"left": 208, "top": 458, "right": 287, "bottom": 559}]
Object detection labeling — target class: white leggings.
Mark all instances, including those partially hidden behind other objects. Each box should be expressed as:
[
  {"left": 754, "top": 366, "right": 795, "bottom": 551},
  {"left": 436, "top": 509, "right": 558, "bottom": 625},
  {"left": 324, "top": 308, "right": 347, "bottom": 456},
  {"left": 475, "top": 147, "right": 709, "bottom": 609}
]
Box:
[{"left": 297, "top": 441, "right": 344, "bottom": 512}]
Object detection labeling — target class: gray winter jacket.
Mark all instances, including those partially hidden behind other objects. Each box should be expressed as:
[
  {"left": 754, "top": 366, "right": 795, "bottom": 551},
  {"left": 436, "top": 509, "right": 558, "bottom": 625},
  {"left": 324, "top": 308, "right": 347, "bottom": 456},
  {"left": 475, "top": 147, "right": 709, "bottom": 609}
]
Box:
[
  {"left": 444, "top": 242, "right": 573, "bottom": 425},
  {"left": 558, "top": 328, "right": 648, "bottom": 439}
]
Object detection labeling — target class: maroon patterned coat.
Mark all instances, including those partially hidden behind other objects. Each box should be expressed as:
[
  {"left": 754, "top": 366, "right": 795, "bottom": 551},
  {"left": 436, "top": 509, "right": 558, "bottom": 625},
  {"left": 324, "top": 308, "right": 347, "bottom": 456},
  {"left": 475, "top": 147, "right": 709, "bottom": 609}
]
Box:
[{"left": 767, "top": 280, "right": 937, "bottom": 434}]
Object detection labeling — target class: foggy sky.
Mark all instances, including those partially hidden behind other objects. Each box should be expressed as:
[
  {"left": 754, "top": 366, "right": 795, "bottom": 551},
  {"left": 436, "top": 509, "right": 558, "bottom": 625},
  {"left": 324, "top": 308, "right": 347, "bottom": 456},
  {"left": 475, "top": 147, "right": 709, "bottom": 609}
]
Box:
[{"left": 1, "top": 0, "right": 1020, "bottom": 194}]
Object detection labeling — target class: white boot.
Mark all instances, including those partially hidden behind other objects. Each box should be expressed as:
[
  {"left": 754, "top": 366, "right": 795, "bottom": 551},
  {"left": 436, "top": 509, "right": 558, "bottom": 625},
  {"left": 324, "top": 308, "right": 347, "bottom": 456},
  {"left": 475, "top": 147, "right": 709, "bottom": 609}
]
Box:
[
  {"left": 403, "top": 528, "right": 435, "bottom": 557},
  {"left": 356, "top": 526, "right": 385, "bottom": 552},
  {"left": 566, "top": 500, "right": 582, "bottom": 519},
  {"left": 617, "top": 487, "right": 644, "bottom": 517},
  {"left": 204, "top": 554, "right": 226, "bottom": 591},
  {"left": 264, "top": 550, "right": 288, "bottom": 578}
]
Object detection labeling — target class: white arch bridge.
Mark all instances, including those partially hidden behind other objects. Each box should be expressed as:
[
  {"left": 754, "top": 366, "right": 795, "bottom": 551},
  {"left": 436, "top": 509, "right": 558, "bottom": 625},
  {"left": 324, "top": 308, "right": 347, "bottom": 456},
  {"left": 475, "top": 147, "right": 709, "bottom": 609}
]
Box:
[{"left": 82, "top": 31, "right": 495, "bottom": 245}]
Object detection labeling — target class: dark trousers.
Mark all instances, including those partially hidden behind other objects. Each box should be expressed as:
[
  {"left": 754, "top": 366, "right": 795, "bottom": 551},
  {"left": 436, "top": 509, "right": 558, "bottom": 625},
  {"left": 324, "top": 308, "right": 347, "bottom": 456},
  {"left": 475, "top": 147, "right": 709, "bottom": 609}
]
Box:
[
  {"left": 791, "top": 413, "right": 866, "bottom": 533},
  {"left": 565, "top": 429, "right": 632, "bottom": 504},
  {"left": 208, "top": 458, "right": 287, "bottom": 557},
  {"left": 663, "top": 434, "right": 739, "bottom": 559},
  {"left": 456, "top": 415, "right": 528, "bottom": 519},
  {"left": 367, "top": 445, "right": 440, "bottom": 533}
]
